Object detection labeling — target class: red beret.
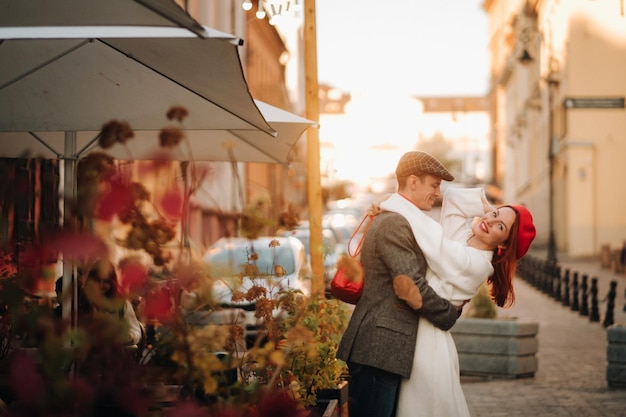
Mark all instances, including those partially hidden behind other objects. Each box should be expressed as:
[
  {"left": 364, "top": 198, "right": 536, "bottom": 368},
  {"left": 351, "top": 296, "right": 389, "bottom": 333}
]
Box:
[{"left": 511, "top": 205, "right": 536, "bottom": 259}]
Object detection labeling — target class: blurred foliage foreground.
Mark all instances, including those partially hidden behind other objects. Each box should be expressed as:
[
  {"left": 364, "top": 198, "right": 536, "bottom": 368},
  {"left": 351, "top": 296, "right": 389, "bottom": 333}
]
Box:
[{"left": 0, "top": 108, "right": 350, "bottom": 417}]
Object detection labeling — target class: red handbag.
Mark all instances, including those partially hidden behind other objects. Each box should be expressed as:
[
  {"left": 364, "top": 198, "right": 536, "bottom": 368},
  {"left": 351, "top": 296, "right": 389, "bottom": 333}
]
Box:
[
  {"left": 330, "top": 213, "right": 373, "bottom": 304},
  {"left": 330, "top": 257, "right": 364, "bottom": 305}
]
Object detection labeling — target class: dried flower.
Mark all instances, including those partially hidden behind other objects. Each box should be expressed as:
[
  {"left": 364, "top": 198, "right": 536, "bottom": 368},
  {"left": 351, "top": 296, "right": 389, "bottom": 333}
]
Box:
[
  {"left": 99, "top": 120, "right": 134, "bottom": 148},
  {"left": 274, "top": 265, "right": 286, "bottom": 277},
  {"left": 279, "top": 203, "right": 301, "bottom": 231},
  {"left": 159, "top": 127, "right": 185, "bottom": 148},
  {"left": 166, "top": 106, "right": 189, "bottom": 123}
]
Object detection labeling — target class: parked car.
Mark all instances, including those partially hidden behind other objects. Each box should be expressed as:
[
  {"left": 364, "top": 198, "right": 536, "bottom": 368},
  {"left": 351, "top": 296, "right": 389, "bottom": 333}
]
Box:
[
  {"left": 203, "top": 236, "right": 311, "bottom": 346},
  {"left": 281, "top": 224, "right": 342, "bottom": 291}
]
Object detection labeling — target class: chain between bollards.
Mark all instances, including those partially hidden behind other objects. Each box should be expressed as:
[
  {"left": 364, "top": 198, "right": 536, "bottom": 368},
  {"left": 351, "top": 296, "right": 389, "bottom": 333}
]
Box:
[{"left": 517, "top": 255, "right": 619, "bottom": 329}]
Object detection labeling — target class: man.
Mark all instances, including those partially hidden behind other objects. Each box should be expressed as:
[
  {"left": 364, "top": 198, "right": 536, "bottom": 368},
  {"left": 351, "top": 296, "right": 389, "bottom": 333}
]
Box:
[{"left": 337, "top": 151, "right": 461, "bottom": 417}]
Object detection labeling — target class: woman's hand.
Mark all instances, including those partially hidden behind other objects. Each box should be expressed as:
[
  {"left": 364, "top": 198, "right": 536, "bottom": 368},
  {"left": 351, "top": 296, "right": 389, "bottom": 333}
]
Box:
[
  {"left": 456, "top": 299, "right": 471, "bottom": 317},
  {"left": 368, "top": 193, "right": 392, "bottom": 217}
]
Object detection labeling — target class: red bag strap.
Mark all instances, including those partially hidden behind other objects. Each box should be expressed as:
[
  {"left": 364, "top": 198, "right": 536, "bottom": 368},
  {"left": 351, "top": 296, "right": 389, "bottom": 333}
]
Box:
[{"left": 348, "top": 213, "right": 374, "bottom": 258}]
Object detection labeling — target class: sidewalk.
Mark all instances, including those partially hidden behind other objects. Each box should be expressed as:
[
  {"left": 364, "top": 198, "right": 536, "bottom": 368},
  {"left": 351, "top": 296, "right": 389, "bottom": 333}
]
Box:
[{"left": 461, "top": 255, "right": 626, "bottom": 417}]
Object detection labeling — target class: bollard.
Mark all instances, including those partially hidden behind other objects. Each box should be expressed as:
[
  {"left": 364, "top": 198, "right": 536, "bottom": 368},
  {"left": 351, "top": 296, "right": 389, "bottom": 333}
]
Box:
[
  {"left": 571, "top": 272, "right": 580, "bottom": 312},
  {"left": 580, "top": 274, "right": 589, "bottom": 316},
  {"left": 603, "top": 280, "right": 617, "bottom": 328},
  {"left": 543, "top": 271, "right": 554, "bottom": 297},
  {"left": 562, "top": 269, "right": 571, "bottom": 307},
  {"left": 542, "top": 261, "right": 553, "bottom": 296},
  {"left": 518, "top": 257, "right": 530, "bottom": 283},
  {"left": 527, "top": 258, "right": 536, "bottom": 287},
  {"left": 589, "top": 277, "right": 600, "bottom": 322},
  {"left": 544, "top": 260, "right": 553, "bottom": 294},
  {"left": 554, "top": 265, "right": 562, "bottom": 302},
  {"left": 539, "top": 270, "right": 548, "bottom": 294},
  {"left": 532, "top": 258, "right": 541, "bottom": 288}
]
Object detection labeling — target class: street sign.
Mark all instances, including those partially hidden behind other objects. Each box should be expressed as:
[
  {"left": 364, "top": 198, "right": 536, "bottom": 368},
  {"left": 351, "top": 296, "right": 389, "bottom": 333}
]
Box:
[{"left": 563, "top": 97, "right": 625, "bottom": 109}]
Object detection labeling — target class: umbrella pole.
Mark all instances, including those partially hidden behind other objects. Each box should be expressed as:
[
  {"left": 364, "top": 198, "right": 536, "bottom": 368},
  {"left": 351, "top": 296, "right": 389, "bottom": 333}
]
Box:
[{"left": 61, "top": 132, "right": 77, "bottom": 333}]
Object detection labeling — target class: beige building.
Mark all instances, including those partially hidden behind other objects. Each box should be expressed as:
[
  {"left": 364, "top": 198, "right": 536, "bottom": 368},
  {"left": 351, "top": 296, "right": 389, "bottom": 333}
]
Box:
[{"left": 484, "top": 0, "right": 626, "bottom": 258}]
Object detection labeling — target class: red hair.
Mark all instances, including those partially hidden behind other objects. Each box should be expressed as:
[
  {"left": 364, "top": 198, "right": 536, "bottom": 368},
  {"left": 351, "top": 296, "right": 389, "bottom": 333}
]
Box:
[{"left": 487, "top": 207, "right": 522, "bottom": 307}]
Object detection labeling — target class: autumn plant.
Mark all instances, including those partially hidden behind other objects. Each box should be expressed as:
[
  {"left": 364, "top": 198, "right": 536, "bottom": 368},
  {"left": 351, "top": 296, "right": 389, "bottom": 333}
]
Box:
[{"left": 0, "top": 106, "right": 349, "bottom": 416}]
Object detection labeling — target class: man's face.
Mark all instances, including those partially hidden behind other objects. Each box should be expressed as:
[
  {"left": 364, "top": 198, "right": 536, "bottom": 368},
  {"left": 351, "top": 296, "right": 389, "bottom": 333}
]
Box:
[{"left": 407, "top": 174, "right": 442, "bottom": 211}]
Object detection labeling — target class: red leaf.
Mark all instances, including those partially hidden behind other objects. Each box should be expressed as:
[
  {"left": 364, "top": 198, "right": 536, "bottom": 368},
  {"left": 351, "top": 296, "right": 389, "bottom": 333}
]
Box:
[
  {"left": 257, "top": 390, "right": 306, "bottom": 417},
  {"left": 51, "top": 231, "right": 109, "bottom": 265},
  {"left": 96, "top": 177, "right": 133, "bottom": 221},
  {"left": 159, "top": 187, "right": 184, "bottom": 221},
  {"left": 9, "top": 351, "right": 46, "bottom": 406},
  {"left": 145, "top": 288, "right": 173, "bottom": 322},
  {"left": 119, "top": 261, "right": 147, "bottom": 294}
]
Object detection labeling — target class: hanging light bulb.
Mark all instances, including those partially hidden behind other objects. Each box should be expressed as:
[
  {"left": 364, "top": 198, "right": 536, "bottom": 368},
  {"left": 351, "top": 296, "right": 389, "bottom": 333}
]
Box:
[
  {"left": 256, "top": 1, "right": 266, "bottom": 19},
  {"left": 242, "top": 0, "right": 252, "bottom": 11}
]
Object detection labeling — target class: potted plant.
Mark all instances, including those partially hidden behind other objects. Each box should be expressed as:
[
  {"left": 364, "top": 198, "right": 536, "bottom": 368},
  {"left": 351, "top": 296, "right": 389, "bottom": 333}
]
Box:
[{"left": 450, "top": 283, "right": 539, "bottom": 378}]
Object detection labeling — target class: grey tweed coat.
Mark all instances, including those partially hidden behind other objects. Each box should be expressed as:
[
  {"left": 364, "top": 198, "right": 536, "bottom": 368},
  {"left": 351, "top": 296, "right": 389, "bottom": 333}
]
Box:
[{"left": 337, "top": 211, "right": 459, "bottom": 378}]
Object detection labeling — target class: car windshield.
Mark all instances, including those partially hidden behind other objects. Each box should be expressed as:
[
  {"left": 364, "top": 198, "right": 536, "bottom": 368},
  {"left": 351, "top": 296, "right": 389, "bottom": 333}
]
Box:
[{"left": 208, "top": 241, "right": 297, "bottom": 277}]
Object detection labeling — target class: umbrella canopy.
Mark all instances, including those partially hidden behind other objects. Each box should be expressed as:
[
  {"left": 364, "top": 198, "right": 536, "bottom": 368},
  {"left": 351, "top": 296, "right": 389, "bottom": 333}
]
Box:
[
  {"left": 0, "top": 25, "right": 274, "bottom": 135},
  {"left": 0, "top": 0, "right": 209, "bottom": 39},
  {"left": 0, "top": 100, "right": 317, "bottom": 164}
]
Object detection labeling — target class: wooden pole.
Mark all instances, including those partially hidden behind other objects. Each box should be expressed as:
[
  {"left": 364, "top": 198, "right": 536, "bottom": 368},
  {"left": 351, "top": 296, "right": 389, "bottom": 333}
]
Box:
[{"left": 304, "top": 0, "right": 324, "bottom": 296}]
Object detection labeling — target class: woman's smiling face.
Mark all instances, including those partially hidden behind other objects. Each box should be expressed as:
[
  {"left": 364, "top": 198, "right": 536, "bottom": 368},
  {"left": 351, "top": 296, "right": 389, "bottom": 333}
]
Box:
[{"left": 471, "top": 206, "right": 517, "bottom": 250}]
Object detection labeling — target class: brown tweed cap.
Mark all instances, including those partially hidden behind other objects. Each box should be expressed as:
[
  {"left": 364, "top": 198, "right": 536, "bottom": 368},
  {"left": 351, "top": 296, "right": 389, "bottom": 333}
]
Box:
[{"left": 395, "top": 151, "right": 455, "bottom": 182}]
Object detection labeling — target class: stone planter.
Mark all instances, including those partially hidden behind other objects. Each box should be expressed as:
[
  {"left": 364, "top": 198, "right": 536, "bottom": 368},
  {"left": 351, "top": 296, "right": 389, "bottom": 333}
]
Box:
[
  {"left": 607, "top": 325, "right": 626, "bottom": 388},
  {"left": 451, "top": 318, "right": 539, "bottom": 378}
]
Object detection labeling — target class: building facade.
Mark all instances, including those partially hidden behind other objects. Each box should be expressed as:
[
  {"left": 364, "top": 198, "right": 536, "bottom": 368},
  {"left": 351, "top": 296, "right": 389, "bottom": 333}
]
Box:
[
  {"left": 174, "top": 0, "right": 308, "bottom": 248},
  {"left": 484, "top": 0, "right": 626, "bottom": 257}
]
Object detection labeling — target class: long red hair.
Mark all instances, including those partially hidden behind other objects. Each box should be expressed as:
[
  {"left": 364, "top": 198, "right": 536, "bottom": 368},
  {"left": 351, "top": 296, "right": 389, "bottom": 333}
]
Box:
[{"left": 487, "top": 206, "right": 521, "bottom": 307}]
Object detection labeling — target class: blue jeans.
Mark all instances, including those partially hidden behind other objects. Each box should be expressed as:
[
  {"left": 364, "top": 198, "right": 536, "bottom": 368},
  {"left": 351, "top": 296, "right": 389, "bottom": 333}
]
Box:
[{"left": 347, "top": 362, "right": 401, "bottom": 417}]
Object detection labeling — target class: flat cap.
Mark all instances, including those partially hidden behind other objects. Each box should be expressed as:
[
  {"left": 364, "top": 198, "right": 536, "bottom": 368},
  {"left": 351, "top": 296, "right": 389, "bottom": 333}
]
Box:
[{"left": 395, "top": 151, "right": 455, "bottom": 182}]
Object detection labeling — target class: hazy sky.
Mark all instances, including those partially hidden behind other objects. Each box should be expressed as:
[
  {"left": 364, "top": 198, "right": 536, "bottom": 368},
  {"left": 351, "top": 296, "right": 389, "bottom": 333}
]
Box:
[{"left": 316, "top": 0, "right": 489, "bottom": 97}]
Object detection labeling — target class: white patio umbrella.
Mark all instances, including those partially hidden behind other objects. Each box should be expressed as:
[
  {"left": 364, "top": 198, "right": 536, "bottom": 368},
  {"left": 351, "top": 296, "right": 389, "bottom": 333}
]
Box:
[
  {"left": 0, "top": 100, "right": 316, "bottom": 164},
  {"left": 0, "top": 0, "right": 281, "bottom": 323},
  {"left": 0, "top": 28, "right": 273, "bottom": 135}
]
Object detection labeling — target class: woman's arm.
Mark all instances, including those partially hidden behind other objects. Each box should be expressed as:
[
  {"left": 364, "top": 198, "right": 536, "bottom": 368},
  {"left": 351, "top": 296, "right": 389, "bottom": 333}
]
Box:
[
  {"left": 380, "top": 193, "right": 493, "bottom": 301},
  {"left": 439, "top": 187, "right": 491, "bottom": 241}
]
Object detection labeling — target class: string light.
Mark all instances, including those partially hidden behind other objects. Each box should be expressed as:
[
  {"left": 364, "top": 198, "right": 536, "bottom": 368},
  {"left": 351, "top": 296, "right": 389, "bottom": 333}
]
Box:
[{"left": 242, "top": 0, "right": 301, "bottom": 20}]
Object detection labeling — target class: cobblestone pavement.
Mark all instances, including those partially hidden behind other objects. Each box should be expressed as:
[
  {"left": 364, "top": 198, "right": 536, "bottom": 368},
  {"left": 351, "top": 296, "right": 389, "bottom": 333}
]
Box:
[{"left": 461, "top": 255, "right": 626, "bottom": 417}]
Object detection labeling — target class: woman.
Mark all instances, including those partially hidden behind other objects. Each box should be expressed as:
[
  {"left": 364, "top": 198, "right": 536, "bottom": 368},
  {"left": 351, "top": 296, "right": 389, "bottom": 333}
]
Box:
[
  {"left": 79, "top": 260, "right": 143, "bottom": 346},
  {"left": 378, "top": 187, "right": 536, "bottom": 417}
]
